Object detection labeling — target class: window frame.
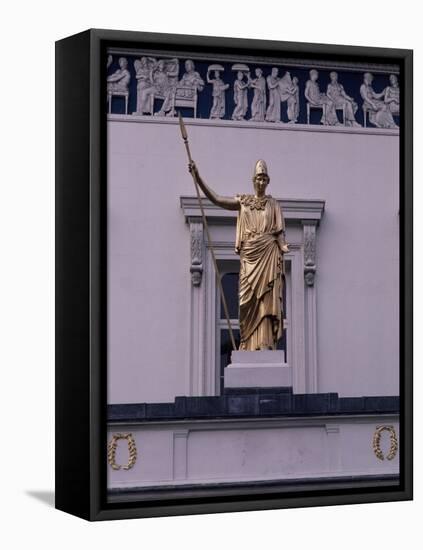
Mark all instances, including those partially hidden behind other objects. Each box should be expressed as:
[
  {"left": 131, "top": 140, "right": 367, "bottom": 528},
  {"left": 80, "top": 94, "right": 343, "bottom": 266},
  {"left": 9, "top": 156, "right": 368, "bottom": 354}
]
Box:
[{"left": 181, "top": 196, "right": 325, "bottom": 397}]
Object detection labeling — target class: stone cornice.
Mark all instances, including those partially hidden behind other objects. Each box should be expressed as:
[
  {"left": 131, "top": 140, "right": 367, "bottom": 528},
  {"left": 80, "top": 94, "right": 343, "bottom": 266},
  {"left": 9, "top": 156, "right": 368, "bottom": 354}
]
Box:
[{"left": 108, "top": 46, "right": 400, "bottom": 74}]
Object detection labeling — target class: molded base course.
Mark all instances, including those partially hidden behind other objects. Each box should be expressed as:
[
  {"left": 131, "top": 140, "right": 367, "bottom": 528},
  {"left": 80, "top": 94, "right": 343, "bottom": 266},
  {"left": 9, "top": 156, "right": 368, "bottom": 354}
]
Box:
[
  {"left": 108, "top": 474, "right": 401, "bottom": 503},
  {"left": 107, "top": 415, "right": 400, "bottom": 493}
]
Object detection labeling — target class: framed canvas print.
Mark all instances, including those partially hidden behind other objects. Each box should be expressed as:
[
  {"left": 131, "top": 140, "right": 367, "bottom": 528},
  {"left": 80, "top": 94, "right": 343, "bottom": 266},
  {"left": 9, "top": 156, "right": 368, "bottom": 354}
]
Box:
[{"left": 55, "top": 29, "right": 413, "bottom": 521}]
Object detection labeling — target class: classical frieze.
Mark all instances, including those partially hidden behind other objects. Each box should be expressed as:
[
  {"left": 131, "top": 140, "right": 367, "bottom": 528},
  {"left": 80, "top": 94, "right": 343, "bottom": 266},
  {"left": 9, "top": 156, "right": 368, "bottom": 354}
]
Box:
[{"left": 106, "top": 53, "right": 400, "bottom": 129}]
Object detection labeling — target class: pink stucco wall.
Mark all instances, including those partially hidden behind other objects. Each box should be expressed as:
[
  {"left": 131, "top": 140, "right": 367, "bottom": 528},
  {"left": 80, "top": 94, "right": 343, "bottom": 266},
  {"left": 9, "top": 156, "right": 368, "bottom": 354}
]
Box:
[{"left": 107, "top": 117, "right": 399, "bottom": 404}]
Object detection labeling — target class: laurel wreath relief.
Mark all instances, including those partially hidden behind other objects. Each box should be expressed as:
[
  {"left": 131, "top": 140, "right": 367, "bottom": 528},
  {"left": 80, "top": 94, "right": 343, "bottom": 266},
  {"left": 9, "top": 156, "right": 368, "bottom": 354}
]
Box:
[
  {"left": 108, "top": 433, "right": 138, "bottom": 470},
  {"left": 372, "top": 425, "right": 398, "bottom": 461}
]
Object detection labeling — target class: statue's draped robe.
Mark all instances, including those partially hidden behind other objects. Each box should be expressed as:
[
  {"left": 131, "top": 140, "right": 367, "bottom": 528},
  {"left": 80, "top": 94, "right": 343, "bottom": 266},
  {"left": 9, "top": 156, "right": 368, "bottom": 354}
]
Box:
[
  {"left": 265, "top": 76, "right": 281, "bottom": 122},
  {"left": 210, "top": 80, "right": 227, "bottom": 118},
  {"left": 235, "top": 194, "right": 284, "bottom": 350},
  {"left": 250, "top": 76, "right": 266, "bottom": 121},
  {"left": 384, "top": 85, "right": 400, "bottom": 115},
  {"left": 232, "top": 80, "right": 248, "bottom": 120},
  {"left": 306, "top": 80, "right": 338, "bottom": 125},
  {"left": 327, "top": 82, "right": 358, "bottom": 123}
]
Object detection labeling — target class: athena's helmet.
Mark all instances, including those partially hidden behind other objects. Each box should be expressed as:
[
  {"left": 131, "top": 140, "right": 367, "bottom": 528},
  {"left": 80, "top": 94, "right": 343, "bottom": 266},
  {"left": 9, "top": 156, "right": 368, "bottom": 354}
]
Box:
[{"left": 253, "top": 159, "right": 269, "bottom": 179}]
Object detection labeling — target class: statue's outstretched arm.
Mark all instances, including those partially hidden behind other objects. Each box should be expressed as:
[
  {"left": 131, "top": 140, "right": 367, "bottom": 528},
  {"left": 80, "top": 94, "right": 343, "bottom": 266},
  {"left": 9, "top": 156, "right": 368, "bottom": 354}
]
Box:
[{"left": 188, "top": 161, "right": 240, "bottom": 211}]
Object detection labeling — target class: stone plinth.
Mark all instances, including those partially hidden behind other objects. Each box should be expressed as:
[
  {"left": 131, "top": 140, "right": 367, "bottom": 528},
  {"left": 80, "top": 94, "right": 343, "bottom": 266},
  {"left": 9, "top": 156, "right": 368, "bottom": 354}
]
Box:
[{"left": 224, "top": 350, "right": 292, "bottom": 389}]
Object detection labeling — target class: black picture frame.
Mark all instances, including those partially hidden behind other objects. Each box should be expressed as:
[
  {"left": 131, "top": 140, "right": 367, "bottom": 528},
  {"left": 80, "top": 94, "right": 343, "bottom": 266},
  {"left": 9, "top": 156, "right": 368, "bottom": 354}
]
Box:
[{"left": 55, "top": 28, "right": 413, "bottom": 521}]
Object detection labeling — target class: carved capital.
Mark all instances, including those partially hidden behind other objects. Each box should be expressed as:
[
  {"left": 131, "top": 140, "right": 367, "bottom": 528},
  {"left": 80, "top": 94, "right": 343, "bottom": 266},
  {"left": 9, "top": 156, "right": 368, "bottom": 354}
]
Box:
[
  {"left": 188, "top": 217, "right": 204, "bottom": 286},
  {"left": 303, "top": 221, "right": 317, "bottom": 286}
]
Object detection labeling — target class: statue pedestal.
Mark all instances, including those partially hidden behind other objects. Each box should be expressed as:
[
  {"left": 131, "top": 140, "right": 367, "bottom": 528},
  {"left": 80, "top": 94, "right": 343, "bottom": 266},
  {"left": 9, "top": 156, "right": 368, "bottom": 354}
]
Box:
[{"left": 224, "top": 350, "right": 292, "bottom": 389}]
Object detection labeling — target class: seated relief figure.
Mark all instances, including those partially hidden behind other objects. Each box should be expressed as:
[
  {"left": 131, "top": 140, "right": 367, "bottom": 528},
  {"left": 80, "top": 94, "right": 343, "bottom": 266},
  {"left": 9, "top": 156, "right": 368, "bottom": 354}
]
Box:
[
  {"left": 178, "top": 59, "right": 205, "bottom": 99},
  {"left": 135, "top": 58, "right": 204, "bottom": 116},
  {"left": 360, "top": 72, "right": 398, "bottom": 129},
  {"left": 249, "top": 68, "right": 267, "bottom": 122},
  {"left": 326, "top": 71, "right": 361, "bottom": 127},
  {"left": 135, "top": 58, "right": 179, "bottom": 116},
  {"left": 305, "top": 69, "right": 338, "bottom": 125},
  {"left": 207, "top": 65, "right": 230, "bottom": 119},
  {"left": 107, "top": 57, "right": 130, "bottom": 93},
  {"left": 188, "top": 159, "right": 289, "bottom": 351},
  {"left": 152, "top": 58, "right": 180, "bottom": 117},
  {"left": 384, "top": 74, "right": 400, "bottom": 116}
]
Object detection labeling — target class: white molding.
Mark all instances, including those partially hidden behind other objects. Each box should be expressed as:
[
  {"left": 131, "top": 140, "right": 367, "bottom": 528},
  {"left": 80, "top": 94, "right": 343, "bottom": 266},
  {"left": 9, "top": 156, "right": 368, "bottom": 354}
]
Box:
[
  {"left": 107, "top": 47, "right": 400, "bottom": 75},
  {"left": 181, "top": 197, "right": 323, "bottom": 395},
  {"left": 109, "top": 413, "right": 399, "bottom": 429},
  {"left": 208, "top": 243, "right": 236, "bottom": 395},
  {"left": 204, "top": 244, "right": 216, "bottom": 396},
  {"left": 195, "top": 237, "right": 307, "bottom": 395},
  {"left": 290, "top": 249, "right": 306, "bottom": 392},
  {"left": 108, "top": 114, "right": 399, "bottom": 137},
  {"left": 302, "top": 221, "right": 318, "bottom": 392},
  {"left": 172, "top": 430, "right": 189, "bottom": 481},
  {"left": 188, "top": 272, "right": 206, "bottom": 395},
  {"left": 305, "top": 282, "right": 318, "bottom": 392},
  {"left": 325, "top": 424, "right": 342, "bottom": 472}
]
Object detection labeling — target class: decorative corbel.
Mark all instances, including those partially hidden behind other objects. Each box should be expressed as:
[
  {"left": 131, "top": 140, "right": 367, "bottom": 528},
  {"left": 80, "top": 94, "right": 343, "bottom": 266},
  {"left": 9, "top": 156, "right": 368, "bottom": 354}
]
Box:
[
  {"left": 303, "top": 221, "right": 317, "bottom": 287},
  {"left": 188, "top": 217, "right": 203, "bottom": 286}
]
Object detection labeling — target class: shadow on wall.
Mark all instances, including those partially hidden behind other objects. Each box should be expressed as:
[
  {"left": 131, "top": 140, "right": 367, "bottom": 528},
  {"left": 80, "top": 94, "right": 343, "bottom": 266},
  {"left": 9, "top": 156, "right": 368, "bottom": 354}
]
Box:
[{"left": 25, "top": 490, "right": 55, "bottom": 508}]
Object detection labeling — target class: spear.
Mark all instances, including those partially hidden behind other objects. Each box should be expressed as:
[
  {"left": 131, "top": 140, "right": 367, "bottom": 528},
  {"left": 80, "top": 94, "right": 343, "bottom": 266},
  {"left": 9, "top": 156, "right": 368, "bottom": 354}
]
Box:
[{"left": 178, "top": 113, "right": 236, "bottom": 351}]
